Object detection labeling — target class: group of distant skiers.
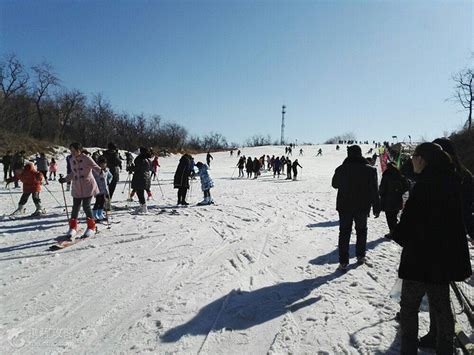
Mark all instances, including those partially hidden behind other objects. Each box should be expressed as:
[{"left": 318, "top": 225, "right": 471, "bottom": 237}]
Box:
[{"left": 236, "top": 154, "right": 302, "bottom": 180}]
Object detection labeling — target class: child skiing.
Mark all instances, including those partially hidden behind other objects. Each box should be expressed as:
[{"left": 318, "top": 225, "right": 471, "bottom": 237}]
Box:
[
  {"left": 58, "top": 143, "right": 101, "bottom": 239},
  {"left": 6, "top": 162, "right": 45, "bottom": 216},
  {"left": 151, "top": 156, "right": 160, "bottom": 181},
  {"left": 49, "top": 158, "right": 58, "bottom": 180},
  {"left": 92, "top": 156, "right": 113, "bottom": 221},
  {"left": 195, "top": 162, "right": 214, "bottom": 205}
]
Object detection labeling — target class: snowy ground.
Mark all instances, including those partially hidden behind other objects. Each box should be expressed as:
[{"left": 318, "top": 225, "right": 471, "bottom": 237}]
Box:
[{"left": 0, "top": 144, "right": 471, "bottom": 354}]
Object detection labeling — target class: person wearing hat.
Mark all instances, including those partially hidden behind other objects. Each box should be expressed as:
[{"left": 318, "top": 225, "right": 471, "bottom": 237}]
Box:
[
  {"left": 332, "top": 145, "right": 381, "bottom": 270},
  {"left": 195, "top": 161, "right": 214, "bottom": 205}
]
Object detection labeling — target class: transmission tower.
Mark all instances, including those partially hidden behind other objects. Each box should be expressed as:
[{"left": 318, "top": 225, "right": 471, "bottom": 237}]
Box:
[{"left": 280, "top": 105, "right": 286, "bottom": 145}]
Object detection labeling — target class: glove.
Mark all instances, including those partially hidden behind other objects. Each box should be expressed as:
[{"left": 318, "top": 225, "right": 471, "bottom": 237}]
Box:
[{"left": 58, "top": 177, "right": 67, "bottom": 184}]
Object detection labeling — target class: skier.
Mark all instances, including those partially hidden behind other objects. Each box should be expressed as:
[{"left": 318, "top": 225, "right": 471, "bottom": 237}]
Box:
[
  {"left": 92, "top": 156, "right": 113, "bottom": 221},
  {"left": 174, "top": 154, "right": 192, "bottom": 205},
  {"left": 151, "top": 156, "right": 160, "bottom": 181},
  {"left": 6, "top": 162, "right": 44, "bottom": 216},
  {"left": 379, "top": 162, "right": 409, "bottom": 234},
  {"left": 11, "top": 151, "right": 26, "bottom": 188},
  {"left": 49, "top": 158, "right": 58, "bottom": 180},
  {"left": 2, "top": 150, "right": 12, "bottom": 181},
  {"left": 246, "top": 157, "right": 253, "bottom": 179},
  {"left": 237, "top": 150, "right": 241, "bottom": 157},
  {"left": 131, "top": 147, "right": 152, "bottom": 213},
  {"left": 206, "top": 152, "right": 213, "bottom": 168},
  {"left": 316, "top": 148, "right": 323, "bottom": 156},
  {"left": 237, "top": 156, "right": 245, "bottom": 178},
  {"left": 285, "top": 158, "right": 292, "bottom": 180},
  {"left": 253, "top": 157, "right": 261, "bottom": 179},
  {"left": 35, "top": 152, "right": 49, "bottom": 185},
  {"left": 102, "top": 142, "right": 122, "bottom": 200},
  {"left": 273, "top": 157, "right": 281, "bottom": 178},
  {"left": 299, "top": 148, "right": 303, "bottom": 156},
  {"left": 230, "top": 150, "right": 233, "bottom": 156},
  {"left": 195, "top": 162, "right": 214, "bottom": 205},
  {"left": 292, "top": 159, "right": 303, "bottom": 180},
  {"left": 336, "top": 145, "right": 340, "bottom": 151},
  {"left": 58, "top": 143, "right": 101, "bottom": 239}
]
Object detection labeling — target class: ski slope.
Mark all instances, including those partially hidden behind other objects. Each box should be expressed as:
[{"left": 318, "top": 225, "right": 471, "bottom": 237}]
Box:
[{"left": 0, "top": 145, "right": 469, "bottom": 354}]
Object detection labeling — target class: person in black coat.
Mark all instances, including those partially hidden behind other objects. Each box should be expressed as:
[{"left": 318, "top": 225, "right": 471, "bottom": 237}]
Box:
[
  {"left": 292, "top": 159, "right": 302, "bottom": 180},
  {"left": 391, "top": 142, "right": 472, "bottom": 354},
  {"left": 131, "top": 147, "right": 152, "bottom": 213},
  {"left": 2, "top": 150, "right": 12, "bottom": 181},
  {"left": 332, "top": 145, "right": 381, "bottom": 269},
  {"left": 246, "top": 157, "right": 253, "bottom": 179},
  {"left": 174, "top": 154, "right": 192, "bottom": 205},
  {"left": 379, "top": 162, "right": 409, "bottom": 233},
  {"left": 103, "top": 142, "right": 123, "bottom": 200}
]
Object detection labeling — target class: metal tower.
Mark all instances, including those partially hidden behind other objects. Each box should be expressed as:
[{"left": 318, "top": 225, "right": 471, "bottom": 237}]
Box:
[{"left": 280, "top": 105, "right": 286, "bottom": 145}]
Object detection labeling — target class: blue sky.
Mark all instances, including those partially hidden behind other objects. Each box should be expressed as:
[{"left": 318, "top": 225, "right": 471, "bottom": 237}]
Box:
[{"left": 1, "top": 0, "right": 472, "bottom": 144}]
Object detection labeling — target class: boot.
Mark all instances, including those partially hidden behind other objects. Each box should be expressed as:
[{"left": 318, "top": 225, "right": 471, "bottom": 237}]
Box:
[
  {"left": 136, "top": 204, "right": 148, "bottom": 214},
  {"left": 97, "top": 209, "right": 104, "bottom": 221},
  {"left": 66, "top": 218, "right": 78, "bottom": 239},
  {"left": 11, "top": 204, "right": 25, "bottom": 215},
  {"left": 92, "top": 209, "right": 99, "bottom": 221},
  {"left": 418, "top": 332, "right": 436, "bottom": 349},
  {"left": 31, "top": 202, "right": 45, "bottom": 216},
  {"left": 84, "top": 218, "right": 96, "bottom": 238}
]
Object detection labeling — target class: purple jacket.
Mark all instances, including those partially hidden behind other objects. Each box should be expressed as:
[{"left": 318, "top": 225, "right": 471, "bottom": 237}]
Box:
[{"left": 65, "top": 153, "right": 101, "bottom": 198}]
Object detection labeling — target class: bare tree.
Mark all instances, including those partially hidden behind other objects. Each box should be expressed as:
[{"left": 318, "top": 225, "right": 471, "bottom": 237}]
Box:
[
  {"left": 0, "top": 54, "right": 29, "bottom": 100},
  {"left": 31, "top": 62, "right": 59, "bottom": 138},
  {"left": 452, "top": 68, "right": 473, "bottom": 130},
  {"left": 55, "top": 89, "right": 86, "bottom": 142}
]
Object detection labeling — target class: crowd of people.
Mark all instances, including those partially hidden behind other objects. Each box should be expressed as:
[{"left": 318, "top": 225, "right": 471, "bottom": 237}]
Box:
[{"left": 1, "top": 138, "right": 473, "bottom": 353}]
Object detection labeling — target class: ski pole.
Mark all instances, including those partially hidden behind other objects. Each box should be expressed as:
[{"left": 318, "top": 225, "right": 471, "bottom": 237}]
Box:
[
  {"left": 43, "top": 183, "right": 62, "bottom": 207},
  {"left": 156, "top": 177, "right": 165, "bottom": 198},
  {"left": 121, "top": 173, "right": 131, "bottom": 194},
  {"left": 6, "top": 183, "right": 16, "bottom": 209},
  {"left": 59, "top": 174, "right": 69, "bottom": 221}
]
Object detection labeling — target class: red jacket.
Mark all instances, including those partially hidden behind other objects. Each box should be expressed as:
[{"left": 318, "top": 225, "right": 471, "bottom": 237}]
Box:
[{"left": 9, "top": 163, "right": 43, "bottom": 193}]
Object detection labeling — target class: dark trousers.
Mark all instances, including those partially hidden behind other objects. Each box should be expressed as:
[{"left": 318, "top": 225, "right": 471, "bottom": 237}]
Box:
[
  {"left": 400, "top": 280, "right": 454, "bottom": 355},
  {"left": 3, "top": 164, "right": 11, "bottom": 181},
  {"left": 385, "top": 210, "right": 399, "bottom": 231},
  {"left": 19, "top": 192, "right": 41, "bottom": 206},
  {"left": 93, "top": 194, "right": 106, "bottom": 210},
  {"left": 71, "top": 197, "right": 93, "bottom": 220},
  {"left": 136, "top": 189, "right": 146, "bottom": 205},
  {"left": 177, "top": 187, "right": 187, "bottom": 204},
  {"left": 338, "top": 211, "right": 368, "bottom": 264},
  {"left": 108, "top": 167, "right": 120, "bottom": 200}
]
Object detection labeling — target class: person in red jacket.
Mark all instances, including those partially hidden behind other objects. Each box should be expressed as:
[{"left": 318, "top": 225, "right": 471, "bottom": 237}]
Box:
[{"left": 6, "top": 162, "right": 44, "bottom": 216}]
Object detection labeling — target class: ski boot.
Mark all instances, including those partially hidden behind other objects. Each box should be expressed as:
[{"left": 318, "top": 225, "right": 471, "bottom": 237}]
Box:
[
  {"left": 136, "top": 204, "right": 148, "bottom": 214},
  {"left": 66, "top": 218, "right": 78, "bottom": 240},
  {"left": 31, "top": 202, "right": 45, "bottom": 217},
  {"left": 11, "top": 204, "right": 26, "bottom": 216},
  {"left": 83, "top": 218, "right": 96, "bottom": 238}
]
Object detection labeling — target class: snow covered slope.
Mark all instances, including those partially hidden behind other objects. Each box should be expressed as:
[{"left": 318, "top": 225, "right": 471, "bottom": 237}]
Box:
[{"left": 0, "top": 145, "right": 469, "bottom": 354}]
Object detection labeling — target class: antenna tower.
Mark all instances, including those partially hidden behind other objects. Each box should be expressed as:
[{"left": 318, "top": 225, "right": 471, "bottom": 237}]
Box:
[{"left": 280, "top": 105, "right": 286, "bottom": 145}]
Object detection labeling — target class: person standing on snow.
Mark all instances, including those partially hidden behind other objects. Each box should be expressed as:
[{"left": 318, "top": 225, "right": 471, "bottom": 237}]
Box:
[
  {"left": 58, "top": 143, "right": 101, "bottom": 239},
  {"left": 195, "top": 162, "right": 214, "bottom": 205},
  {"left": 292, "top": 159, "right": 302, "bottom": 180},
  {"left": 131, "top": 147, "right": 152, "bottom": 214},
  {"left": 390, "top": 142, "right": 471, "bottom": 354},
  {"left": 379, "top": 162, "right": 409, "bottom": 234},
  {"left": 285, "top": 158, "right": 292, "bottom": 180},
  {"left": 92, "top": 156, "right": 112, "bottom": 221},
  {"left": 237, "top": 156, "right": 245, "bottom": 178},
  {"left": 102, "top": 142, "right": 122, "bottom": 200},
  {"left": 331, "top": 145, "right": 381, "bottom": 270},
  {"left": 206, "top": 152, "right": 213, "bottom": 168},
  {"left": 2, "top": 150, "right": 12, "bottom": 181},
  {"left": 151, "top": 155, "right": 160, "bottom": 181},
  {"left": 174, "top": 154, "right": 193, "bottom": 205},
  {"left": 35, "top": 152, "right": 49, "bottom": 185},
  {"left": 6, "top": 162, "right": 44, "bottom": 216}
]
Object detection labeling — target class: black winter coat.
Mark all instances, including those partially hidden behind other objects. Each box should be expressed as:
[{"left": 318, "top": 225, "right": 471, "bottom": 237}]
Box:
[
  {"left": 332, "top": 156, "right": 381, "bottom": 214},
  {"left": 131, "top": 154, "right": 151, "bottom": 190},
  {"left": 379, "top": 166, "right": 409, "bottom": 212},
  {"left": 392, "top": 166, "right": 472, "bottom": 283},
  {"left": 103, "top": 149, "right": 122, "bottom": 170},
  {"left": 174, "top": 155, "right": 192, "bottom": 189}
]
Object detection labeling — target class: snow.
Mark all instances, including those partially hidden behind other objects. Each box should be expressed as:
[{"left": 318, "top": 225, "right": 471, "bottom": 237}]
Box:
[{"left": 0, "top": 145, "right": 470, "bottom": 354}]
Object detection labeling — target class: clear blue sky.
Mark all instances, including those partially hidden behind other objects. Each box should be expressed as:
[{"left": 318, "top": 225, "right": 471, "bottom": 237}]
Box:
[{"left": 1, "top": 0, "right": 472, "bottom": 144}]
